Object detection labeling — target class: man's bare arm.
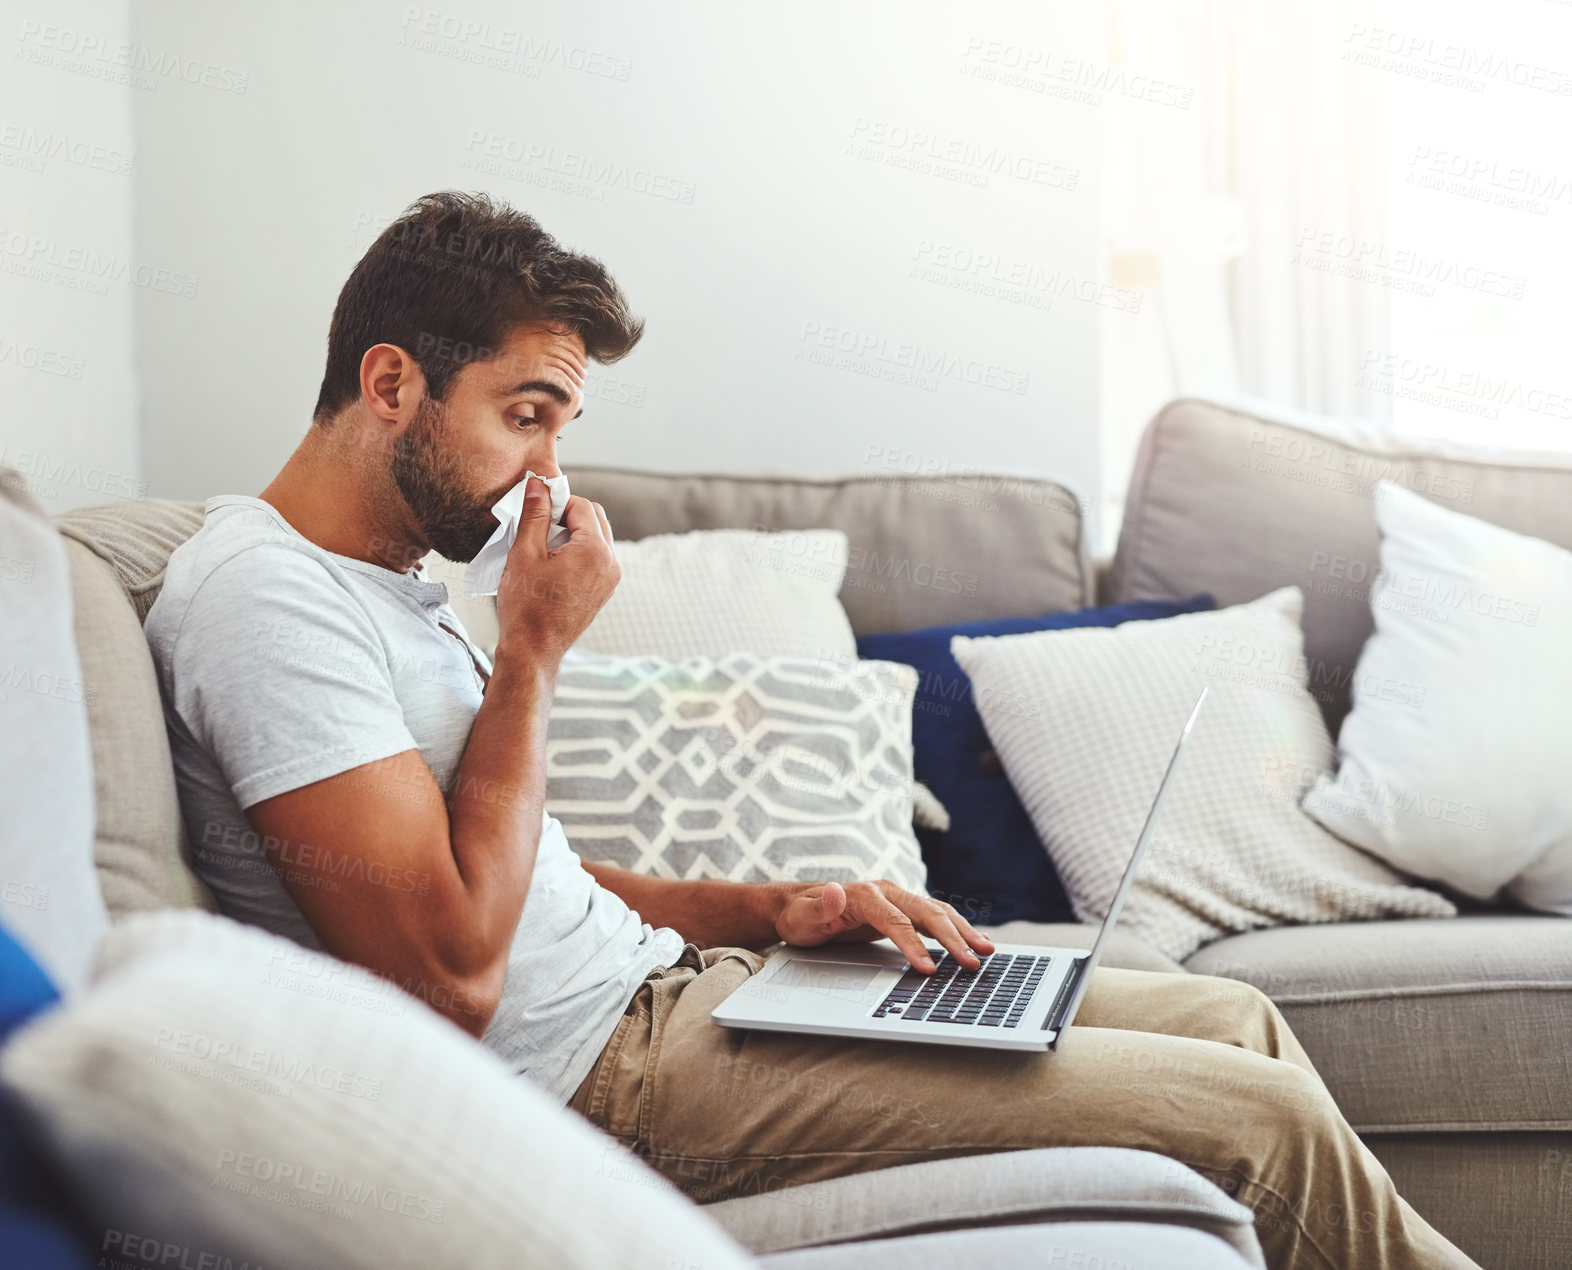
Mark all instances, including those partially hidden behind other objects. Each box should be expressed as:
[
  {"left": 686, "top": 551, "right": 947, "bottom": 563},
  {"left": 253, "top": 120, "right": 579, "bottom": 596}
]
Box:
[
  {"left": 582, "top": 862, "right": 994, "bottom": 971},
  {"left": 245, "top": 484, "right": 619, "bottom": 1037},
  {"left": 580, "top": 862, "right": 791, "bottom": 949}
]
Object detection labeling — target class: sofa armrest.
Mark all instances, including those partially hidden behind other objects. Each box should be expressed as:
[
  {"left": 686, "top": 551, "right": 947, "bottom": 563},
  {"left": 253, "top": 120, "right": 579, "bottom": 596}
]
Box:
[{"left": 703, "top": 1146, "right": 1264, "bottom": 1267}]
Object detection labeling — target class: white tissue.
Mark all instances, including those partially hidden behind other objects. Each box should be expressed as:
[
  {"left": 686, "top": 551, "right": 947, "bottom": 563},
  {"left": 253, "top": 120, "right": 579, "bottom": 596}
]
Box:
[{"left": 461, "top": 470, "right": 572, "bottom": 595}]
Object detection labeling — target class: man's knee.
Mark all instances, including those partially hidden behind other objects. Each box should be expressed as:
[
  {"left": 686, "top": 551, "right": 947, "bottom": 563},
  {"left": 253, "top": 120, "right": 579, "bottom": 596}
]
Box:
[{"left": 1191, "top": 973, "right": 1286, "bottom": 1034}]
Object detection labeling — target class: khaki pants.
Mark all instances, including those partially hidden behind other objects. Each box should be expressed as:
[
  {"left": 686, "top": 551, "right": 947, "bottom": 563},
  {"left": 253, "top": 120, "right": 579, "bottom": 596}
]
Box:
[{"left": 569, "top": 943, "right": 1479, "bottom": 1270}]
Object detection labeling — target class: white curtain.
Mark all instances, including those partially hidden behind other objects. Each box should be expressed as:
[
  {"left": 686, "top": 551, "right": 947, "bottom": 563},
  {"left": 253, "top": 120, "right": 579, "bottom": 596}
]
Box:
[
  {"left": 1096, "top": 0, "right": 1392, "bottom": 551},
  {"left": 1104, "top": 0, "right": 1393, "bottom": 417}
]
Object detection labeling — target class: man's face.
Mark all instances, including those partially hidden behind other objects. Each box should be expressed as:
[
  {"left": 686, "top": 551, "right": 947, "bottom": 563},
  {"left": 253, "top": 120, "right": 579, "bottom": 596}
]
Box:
[{"left": 391, "top": 323, "right": 587, "bottom": 562}]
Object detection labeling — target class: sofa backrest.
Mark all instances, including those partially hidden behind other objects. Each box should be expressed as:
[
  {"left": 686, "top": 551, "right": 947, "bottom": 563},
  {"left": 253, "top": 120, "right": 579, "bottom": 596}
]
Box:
[
  {"left": 568, "top": 469, "right": 1093, "bottom": 635},
  {"left": 54, "top": 499, "right": 215, "bottom": 917},
  {"left": 1107, "top": 397, "right": 1572, "bottom": 732}
]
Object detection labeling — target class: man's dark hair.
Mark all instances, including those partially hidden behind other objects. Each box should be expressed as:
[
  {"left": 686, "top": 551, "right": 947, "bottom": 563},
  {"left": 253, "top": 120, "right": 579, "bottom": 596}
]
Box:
[{"left": 312, "top": 191, "right": 643, "bottom": 423}]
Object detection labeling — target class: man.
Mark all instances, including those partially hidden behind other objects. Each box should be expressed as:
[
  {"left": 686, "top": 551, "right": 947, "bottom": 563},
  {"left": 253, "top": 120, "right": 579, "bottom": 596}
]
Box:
[{"left": 146, "top": 191, "right": 1475, "bottom": 1270}]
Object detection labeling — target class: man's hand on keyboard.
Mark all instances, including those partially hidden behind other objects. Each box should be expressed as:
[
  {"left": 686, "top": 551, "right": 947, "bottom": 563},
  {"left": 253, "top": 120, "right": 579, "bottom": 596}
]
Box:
[{"left": 773, "top": 879, "right": 994, "bottom": 973}]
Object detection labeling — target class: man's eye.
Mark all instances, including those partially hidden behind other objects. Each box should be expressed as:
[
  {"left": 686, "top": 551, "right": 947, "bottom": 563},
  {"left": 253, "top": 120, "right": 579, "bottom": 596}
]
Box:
[{"left": 510, "top": 414, "right": 536, "bottom": 428}]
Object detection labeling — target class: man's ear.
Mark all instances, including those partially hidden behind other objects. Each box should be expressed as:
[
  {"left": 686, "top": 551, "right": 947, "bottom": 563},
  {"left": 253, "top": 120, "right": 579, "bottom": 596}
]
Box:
[{"left": 359, "top": 343, "right": 422, "bottom": 425}]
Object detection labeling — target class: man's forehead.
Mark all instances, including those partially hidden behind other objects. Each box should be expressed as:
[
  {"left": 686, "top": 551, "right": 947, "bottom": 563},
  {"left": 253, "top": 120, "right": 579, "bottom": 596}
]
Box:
[{"left": 486, "top": 323, "right": 587, "bottom": 389}]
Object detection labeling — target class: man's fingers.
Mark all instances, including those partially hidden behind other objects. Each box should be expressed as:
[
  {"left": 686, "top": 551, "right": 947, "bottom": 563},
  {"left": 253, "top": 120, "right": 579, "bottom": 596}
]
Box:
[
  {"left": 946, "top": 906, "right": 995, "bottom": 955},
  {"left": 557, "top": 494, "right": 602, "bottom": 542},
  {"left": 845, "top": 888, "right": 933, "bottom": 971},
  {"left": 591, "top": 500, "right": 613, "bottom": 544},
  {"left": 508, "top": 476, "right": 553, "bottom": 553},
  {"left": 863, "top": 886, "right": 990, "bottom": 970},
  {"left": 814, "top": 880, "right": 848, "bottom": 929},
  {"left": 912, "top": 903, "right": 982, "bottom": 970}
]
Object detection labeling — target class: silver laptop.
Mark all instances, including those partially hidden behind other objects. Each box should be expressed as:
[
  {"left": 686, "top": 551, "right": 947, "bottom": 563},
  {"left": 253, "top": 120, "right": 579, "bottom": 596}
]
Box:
[{"left": 713, "top": 688, "right": 1208, "bottom": 1052}]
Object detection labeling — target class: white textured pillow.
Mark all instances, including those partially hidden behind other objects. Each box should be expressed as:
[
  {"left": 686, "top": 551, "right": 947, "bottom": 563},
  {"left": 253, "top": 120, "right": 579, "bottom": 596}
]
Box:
[
  {"left": 0, "top": 910, "right": 753, "bottom": 1270},
  {"left": 547, "top": 652, "right": 927, "bottom": 892},
  {"left": 951, "top": 587, "right": 1454, "bottom": 960},
  {"left": 1303, "top": 482, "right": 1572, "bottom": 912},
  {"left": 575, "top": 528, "right": 857, "bottom": 659}
]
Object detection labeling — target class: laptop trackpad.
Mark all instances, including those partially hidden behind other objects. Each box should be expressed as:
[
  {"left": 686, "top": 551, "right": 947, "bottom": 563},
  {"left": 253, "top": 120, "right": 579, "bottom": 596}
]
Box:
[{"left": 769, "top": 959, "right": 884, "bottom": 1002}]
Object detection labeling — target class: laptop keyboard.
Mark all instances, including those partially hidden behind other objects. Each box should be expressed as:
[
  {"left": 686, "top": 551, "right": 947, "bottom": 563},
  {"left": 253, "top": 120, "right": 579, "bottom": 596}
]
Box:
[{"left": 869, "top": 951, "right": 1052, "bottom": 1028}]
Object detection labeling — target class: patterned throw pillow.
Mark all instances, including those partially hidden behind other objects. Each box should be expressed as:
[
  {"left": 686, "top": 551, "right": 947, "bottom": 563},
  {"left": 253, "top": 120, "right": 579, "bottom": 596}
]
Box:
[
  {"left": 951, "top": 587, "right": 1455, "bottom": 961},
  {"left": 546, "top": 653, "right": 927, "bottom": 891}
]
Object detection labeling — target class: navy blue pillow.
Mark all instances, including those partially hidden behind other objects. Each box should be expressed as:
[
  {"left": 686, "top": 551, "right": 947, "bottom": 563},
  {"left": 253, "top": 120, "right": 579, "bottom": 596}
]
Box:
[
  {"left": 0, "top": 923, "right": 90, "bottom": 1270},
  {"left": 858, "top": 596, "right": 1214, "bottom": 925}
]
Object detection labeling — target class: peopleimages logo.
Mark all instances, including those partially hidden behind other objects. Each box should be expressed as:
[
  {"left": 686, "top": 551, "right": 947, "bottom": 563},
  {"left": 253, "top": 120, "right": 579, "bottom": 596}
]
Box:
[
  {"left": 913, "top": 240, "right": 1142, "bottom": 313},
  {"left": 796, "top": 320, "right": 1030, "bottom": 395},
  {"left": 101, "top": 1228, "right": 261, "bottom": 1270},
  {"left": 14, "top": 21, "right": 249, "bottom": 94},
  {"left": 462, "top": 131, "right": 696, "bottom": 203},
  {"left": 847, "top": 118, "right": 1079, "bottom": 191},
  {"left": 0, "top": 226, "right": 199, "bottom": 297},
  {"left": 0, "top": 124, "right": 134, "bottom": 176},
  {"left": 213, "top": 1149, "right": 446, "bottom": 1223},
  {"left": 397, "top": 7, "right": 631, "bottom": 79}
]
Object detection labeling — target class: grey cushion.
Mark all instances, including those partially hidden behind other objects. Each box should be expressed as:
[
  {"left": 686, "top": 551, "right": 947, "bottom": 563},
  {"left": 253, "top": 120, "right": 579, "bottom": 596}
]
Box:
[
  {"left": 977, "top": 920, "right": 1185, "bottom": 974},
  {"left": 707, "top": 1147, "right": 1262, "bottom": 1266},
  {"left": 759, "top": 1221, "right": 1259, "bottom": 1270},
  {"left": 54, "top": 498, "right": 215, "bottom": 916},
  {"left": 1186, "top": 916, "right": 1572, "bottom": 1132},
  {"left": 1107, "top": 397, "right": 1572, "bottom": 732},
  {"left": 57, "top": 497, "right": 205, "bottom": 622},
  {"left": 570, "top": 468, "right": 1091, "bottom": 635},
  {"left": 64, "top": 539, "right": 213, "bottom": 917}
]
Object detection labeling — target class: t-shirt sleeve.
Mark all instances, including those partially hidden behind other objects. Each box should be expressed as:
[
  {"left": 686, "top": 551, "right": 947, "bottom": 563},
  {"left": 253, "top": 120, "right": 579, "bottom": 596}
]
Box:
[{"left": 165, "top": 546, "right": 420, "bottom": 809}]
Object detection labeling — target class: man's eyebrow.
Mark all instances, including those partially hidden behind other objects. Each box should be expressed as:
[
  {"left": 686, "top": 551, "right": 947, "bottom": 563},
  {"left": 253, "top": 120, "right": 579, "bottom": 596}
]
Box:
[{"left": 499, "top": 378, "right": 573, "bottom": 405}]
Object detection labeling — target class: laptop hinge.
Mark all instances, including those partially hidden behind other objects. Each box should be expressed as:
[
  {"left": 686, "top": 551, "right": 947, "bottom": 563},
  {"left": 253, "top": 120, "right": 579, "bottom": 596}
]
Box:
[{"left": 1042, "top": 954, "right": 1089, "bottom": 1033}]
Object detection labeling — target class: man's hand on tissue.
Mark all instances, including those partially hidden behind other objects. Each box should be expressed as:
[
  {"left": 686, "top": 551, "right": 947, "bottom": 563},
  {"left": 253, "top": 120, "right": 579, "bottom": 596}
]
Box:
[{"left": 493, "top": 477, "right": 620, "bottom": 668}]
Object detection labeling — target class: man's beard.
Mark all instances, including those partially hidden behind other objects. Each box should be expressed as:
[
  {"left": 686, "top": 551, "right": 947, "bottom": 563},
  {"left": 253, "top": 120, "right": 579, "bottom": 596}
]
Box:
[{"left": 390, "top": 397, "right": 504, "bottom": 563}]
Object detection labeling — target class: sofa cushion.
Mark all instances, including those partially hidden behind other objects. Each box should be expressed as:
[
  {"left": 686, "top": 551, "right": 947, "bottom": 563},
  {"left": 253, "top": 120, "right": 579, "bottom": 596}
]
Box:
[
  {"left": 55, "top": 498, "right": 204, "bottom": 623},
  {"left": 1, "top": 909, "right": 755, "bottom": 1270},
  {"left": 547, "top": 652, "right": 927, "bottom": 891},
  {"left": 569, "top": 468, "right": 1091, "bottom": 635},
  {"left": 1108, "top": 397, "right": 1572, "bottom": 733},
  {"left": 976, "top": 921, "right": 1185, "bottom": 975},
  {"left": 951, "top": 588, "right": 1454, "bottom": 961},
  {"left": 759, "top": 1222, "right": 1260, "bottom": 1270},
  {"left": 63, "top": 541, "right": 213, "bottom": 917},
  {"left": 1186, "top": 916, "right": 1572, "bottom": 1132},
  {"left": 52, "top": 499, "right": 213, "bottom": 917},
  {"left": 578, "top": 529, "right": 857, "bottom": 659},
  {"left": 0, "top": 473, "right": 108, "bottom": 990},
  {"left": 1301, "top": 482, "right": 1572, "bottom": 913},
  {"left": 710, "top": 1146, "right": 1262, "bottom": 1266}
]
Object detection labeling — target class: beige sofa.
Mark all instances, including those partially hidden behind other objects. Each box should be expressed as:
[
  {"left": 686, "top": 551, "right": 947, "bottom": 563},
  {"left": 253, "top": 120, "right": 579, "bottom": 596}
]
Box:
[
  {"left": 552, "top": 396, "right": 1572, "bottom": 1270},
  {"left": 25, "top": 394, "right": 1571, "bottom": 1267}
]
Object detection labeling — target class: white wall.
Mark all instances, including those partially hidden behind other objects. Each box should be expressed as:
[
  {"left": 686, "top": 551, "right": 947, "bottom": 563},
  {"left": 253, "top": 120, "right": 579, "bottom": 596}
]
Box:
[
  {"left": 131, "top": 1, "right": 1110, "bottom": 542},
  {"left": 0, "top": 0, "right": 141, "bottom": 514}
]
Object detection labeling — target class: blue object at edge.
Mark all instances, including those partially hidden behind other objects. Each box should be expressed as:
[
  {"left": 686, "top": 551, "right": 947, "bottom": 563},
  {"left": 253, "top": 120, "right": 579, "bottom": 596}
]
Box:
[{"left": 0, "top": 921, "right": 90, "bottom": 1269}]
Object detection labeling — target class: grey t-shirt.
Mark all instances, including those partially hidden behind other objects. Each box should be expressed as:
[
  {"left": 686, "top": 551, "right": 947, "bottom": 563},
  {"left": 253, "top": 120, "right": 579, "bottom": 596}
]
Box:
[{"left": 145, "top": 495, "right": 684, "bottom": 1104}]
